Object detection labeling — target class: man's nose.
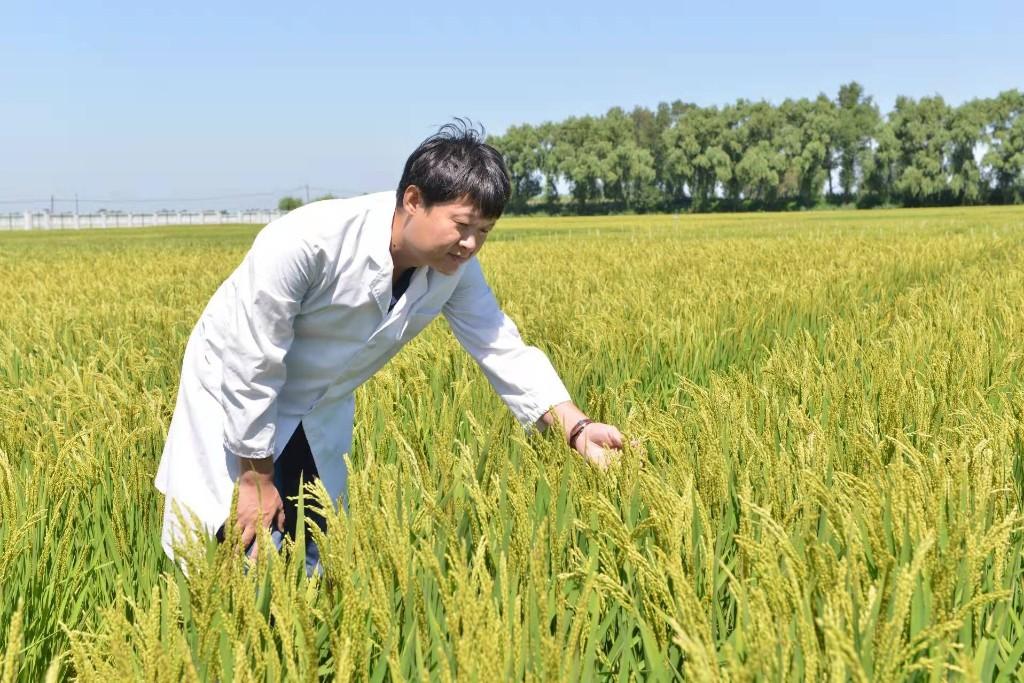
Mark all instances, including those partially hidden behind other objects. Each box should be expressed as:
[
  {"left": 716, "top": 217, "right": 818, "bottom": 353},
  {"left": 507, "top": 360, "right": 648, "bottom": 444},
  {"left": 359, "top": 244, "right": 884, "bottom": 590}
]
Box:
[{"left": 459, "top": 234, "right": 477, "bottom": 252}]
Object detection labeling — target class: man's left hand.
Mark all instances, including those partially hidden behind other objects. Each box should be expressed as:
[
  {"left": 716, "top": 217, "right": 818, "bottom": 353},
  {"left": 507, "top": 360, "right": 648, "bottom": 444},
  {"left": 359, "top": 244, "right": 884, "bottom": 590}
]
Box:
[
  {"left": 540, "top": 402, "right": 627, "bottom": 469},
  {"left": 573, "top": 422, "right": 625, "bottom": 469}
]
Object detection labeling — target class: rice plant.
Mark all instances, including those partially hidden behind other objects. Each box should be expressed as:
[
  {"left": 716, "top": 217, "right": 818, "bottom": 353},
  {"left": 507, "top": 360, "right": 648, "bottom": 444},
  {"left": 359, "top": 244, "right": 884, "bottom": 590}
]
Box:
[{"left": 1, "top": 206, "right": 1023, "bottom": 680}]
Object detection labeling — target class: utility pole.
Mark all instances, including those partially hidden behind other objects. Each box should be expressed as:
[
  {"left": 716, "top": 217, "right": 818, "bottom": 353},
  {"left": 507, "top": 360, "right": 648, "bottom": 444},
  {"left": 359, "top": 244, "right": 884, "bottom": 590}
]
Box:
[
  {"left": 305, "top": 184, "right": 310, "bottom": 203},
  {"left": 50, "top": 194, "right": 54, "bottom": 214},
  {"left": 75, "top": 194, "right": 79, "bottom": 214}
]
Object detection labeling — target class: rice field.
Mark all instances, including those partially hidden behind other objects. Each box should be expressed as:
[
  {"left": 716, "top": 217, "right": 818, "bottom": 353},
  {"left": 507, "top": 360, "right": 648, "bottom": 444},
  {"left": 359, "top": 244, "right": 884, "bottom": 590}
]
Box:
[{"left": 1, "top": 206, "right": 1023, "bottom": 681}]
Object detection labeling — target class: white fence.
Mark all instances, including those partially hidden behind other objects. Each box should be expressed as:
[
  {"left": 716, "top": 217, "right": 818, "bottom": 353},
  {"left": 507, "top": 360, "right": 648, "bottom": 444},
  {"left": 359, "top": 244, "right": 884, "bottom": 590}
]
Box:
[{"left": 0, "top": 210, "right": 285, "bottom": 231}]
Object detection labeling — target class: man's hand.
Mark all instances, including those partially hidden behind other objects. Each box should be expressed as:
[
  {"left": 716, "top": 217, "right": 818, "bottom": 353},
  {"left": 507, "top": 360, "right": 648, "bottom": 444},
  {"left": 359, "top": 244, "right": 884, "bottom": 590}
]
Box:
[
  {"left": 236, "top": 455, "right": 285, "bottom": 555},
  {"left": 539, "top": 401, "right": 625, "bottom": 469},
  {"left": 572, "top": 421, "right": 625, "bottom": 468}
]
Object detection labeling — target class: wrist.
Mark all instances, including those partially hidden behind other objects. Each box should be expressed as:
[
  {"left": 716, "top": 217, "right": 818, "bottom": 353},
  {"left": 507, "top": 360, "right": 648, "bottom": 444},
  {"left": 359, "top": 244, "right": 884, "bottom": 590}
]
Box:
[
  {"left": 238, "top": 455, "right": 275, "bottom": 480},
  {"left": 546, "top": 402, "right": 588, "bottom": 432},
  {"left": 568, "top": 418, "right": 594, "bottom": 451}
]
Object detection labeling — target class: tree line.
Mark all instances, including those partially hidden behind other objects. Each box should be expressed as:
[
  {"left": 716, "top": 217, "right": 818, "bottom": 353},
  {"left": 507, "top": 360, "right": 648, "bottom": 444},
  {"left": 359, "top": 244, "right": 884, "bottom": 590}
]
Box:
[{"left": 486, "top": 83, "right": 1024, "bottom": 214}]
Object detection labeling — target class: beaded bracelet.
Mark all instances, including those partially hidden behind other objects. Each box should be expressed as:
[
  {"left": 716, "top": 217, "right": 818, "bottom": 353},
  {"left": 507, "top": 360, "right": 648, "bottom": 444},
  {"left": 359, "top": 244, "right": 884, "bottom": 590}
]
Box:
[{"left": 568, "top": 418, "right": 593, "bottom": 451}]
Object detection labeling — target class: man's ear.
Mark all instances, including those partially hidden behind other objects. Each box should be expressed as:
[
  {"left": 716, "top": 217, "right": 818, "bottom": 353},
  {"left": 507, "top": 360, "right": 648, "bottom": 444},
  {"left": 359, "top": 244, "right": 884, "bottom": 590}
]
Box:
[{"left": 402, "top": 185, "right": 424, "bottom": 215}]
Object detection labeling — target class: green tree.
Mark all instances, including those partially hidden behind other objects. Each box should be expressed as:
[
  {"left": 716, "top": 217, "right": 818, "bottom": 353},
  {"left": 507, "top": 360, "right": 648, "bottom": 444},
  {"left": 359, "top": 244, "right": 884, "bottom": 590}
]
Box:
[
  {"left": 734, "top": 101, "right": 785, "bottom": 205},
  {"left": 600, "top": 108, "right": 656, "bottom": 210},
  {"left": 661, "top": 102, "right": 700, "bottom": 204},
  {"left": 947, "top": 99, "right": 988, "bottom": 205},
  {"left": 632, "top": 103, "right": 672, "bottom": 207},
  {"left": 278, "top": 196, "right": 303, "bottom": 212},
  {"left": 536, "top": 121, "right": 562, "bottom": 211},
  {"left": 803, "top": 94, "right": 840, "bottom": 200},
  {"left": 554, "top": 116, "right": 612, "bottom": 210},
  {"left": 772, "top": 99, "right": 803, "bottom": 203},
  {"left": 982, "top": 89, "right": 1024, "bottom": 204},
  {"left": 778, "top": 97, "right": 833, "bottom": 206},
  {"left": 490, "top": 124, "right": 543, "bottom": 213},
  {"left": 860, "top": 120, "right": 900, "bottom": 207},
  {"left": 889, "top": 95, "right": 952, "bottom": 205},
  {"left": 770, "top": 98, "right": 817, "bottom": 206},
  {"left": 662, "top": 104, "right": 731, "bottom": 211},
  {"left": 834, "top": 82, "right": 881, "bottom": 201},
  {"left": 717, "top": 100, "right": 750, "bottom": 204},
  {"left": 735, "top": 139, "right": 783, "bottom": 204}
]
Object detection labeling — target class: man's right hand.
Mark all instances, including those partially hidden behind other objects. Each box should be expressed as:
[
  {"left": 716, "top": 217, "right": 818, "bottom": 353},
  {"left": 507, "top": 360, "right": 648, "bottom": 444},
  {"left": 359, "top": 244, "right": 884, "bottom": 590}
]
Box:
[{"left": 235, "top": 455, "right": 285, "bottom": 555}]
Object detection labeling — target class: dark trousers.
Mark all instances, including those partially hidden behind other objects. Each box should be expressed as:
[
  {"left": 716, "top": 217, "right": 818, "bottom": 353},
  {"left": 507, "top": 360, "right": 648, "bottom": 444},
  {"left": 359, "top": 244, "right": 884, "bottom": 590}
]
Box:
[
  {"left": 218, "top": 423, "right": 326, "bottom": 574},
  {"left": 273, "top": 423, "right": 327, "bottom": 539}
]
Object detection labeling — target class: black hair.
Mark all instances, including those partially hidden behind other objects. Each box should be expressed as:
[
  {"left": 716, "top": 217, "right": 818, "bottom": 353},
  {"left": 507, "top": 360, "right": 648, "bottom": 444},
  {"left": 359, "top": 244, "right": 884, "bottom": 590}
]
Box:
[{"left": 396, "top": 118, "right": 511, "bottom": 219}]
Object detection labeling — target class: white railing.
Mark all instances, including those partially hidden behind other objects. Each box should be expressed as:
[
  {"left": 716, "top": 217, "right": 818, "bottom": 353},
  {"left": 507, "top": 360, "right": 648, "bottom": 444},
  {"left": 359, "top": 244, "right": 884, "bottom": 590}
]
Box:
[{"left": 0, "top": 210, "right": 285, "bottom": 231}]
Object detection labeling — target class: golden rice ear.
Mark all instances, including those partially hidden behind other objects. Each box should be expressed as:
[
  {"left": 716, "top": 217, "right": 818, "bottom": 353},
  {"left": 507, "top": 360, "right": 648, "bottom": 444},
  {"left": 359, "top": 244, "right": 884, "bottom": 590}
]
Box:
[
  {"left": 1, "top": 598, "right": 24, "bottom": 682},
  {"left": 167, "top": 498, "right": 216, "bottom": 578},
  {"left": 9, "top": 208, "right": 1024, "bottom": 680}
]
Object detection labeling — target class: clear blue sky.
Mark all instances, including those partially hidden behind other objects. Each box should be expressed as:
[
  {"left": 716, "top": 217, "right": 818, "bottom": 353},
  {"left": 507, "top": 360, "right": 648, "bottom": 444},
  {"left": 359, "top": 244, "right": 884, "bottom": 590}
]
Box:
[{"left": 2, "top": 0, "right": 1020, "bottom": 212}]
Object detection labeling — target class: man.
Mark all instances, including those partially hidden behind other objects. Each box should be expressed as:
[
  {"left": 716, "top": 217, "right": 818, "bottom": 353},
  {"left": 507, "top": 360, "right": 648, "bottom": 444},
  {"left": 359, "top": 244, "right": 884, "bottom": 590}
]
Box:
[{"left": 155, "top": 121, "right": 624, "bottom": 573}]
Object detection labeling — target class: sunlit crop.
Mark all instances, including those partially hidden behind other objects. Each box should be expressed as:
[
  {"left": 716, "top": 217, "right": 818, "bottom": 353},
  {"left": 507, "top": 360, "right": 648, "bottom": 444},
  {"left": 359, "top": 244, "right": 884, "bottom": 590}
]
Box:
[{"left": 2, "top": 206, "right": 1023, "bottom": 680}]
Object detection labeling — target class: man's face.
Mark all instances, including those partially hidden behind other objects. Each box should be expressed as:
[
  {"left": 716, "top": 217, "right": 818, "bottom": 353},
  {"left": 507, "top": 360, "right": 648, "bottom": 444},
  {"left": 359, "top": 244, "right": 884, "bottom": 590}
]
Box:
[{"left": 403, "top": 190, "right": 497, "bottom": 274}]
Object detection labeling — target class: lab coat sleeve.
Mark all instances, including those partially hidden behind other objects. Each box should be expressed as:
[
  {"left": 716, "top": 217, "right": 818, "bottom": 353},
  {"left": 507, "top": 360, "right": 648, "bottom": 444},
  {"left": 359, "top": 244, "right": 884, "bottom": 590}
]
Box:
[
  {"left": 442, "top": 257, "right": 571, "bottom": 429},
  {"left": 221, "top": 224, "right": 318, "bottom": 459}
]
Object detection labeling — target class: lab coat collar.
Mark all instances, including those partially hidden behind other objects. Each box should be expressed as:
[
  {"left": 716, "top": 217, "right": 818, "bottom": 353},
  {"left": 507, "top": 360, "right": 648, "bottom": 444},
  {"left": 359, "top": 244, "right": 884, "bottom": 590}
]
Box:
[
  {"left": 366, "top": 192, "right": 397, "bottom": 273},
  {"left": 366, "top": 193, "right": 398, "bottom": 316}
]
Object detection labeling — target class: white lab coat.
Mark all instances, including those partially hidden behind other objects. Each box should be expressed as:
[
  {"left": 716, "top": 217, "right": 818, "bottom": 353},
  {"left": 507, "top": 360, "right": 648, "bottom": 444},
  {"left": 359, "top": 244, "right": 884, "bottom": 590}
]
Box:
[{"left": 155, "top": 191, "right": 571, "bottom": 558}]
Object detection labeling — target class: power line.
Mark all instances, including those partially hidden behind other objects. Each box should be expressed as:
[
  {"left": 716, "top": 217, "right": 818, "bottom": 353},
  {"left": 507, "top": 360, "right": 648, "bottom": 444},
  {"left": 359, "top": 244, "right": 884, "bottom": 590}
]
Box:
[
  {"left": 0, "top": 191, "right": 295, "bottom": 205},
  {"left": 0, "top": 186, "right": 366, "bottom": 206}
]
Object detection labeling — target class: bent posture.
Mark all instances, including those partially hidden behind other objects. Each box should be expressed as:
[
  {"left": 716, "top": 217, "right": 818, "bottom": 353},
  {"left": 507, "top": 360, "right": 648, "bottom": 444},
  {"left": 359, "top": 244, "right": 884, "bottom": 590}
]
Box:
[{"left": 155, "top": 122, "right": 624, "bottom": 572}]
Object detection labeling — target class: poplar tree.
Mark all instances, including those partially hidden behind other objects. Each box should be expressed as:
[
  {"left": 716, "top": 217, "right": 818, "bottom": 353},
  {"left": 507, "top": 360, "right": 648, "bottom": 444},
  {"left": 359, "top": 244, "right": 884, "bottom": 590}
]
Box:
[
  {"left": 835, "top": 82, "right": 880, "bottom": 201},
  {"left": 947, "top": 99, "right": 988, "bottom": 204},
  {"left": 983, "top": 89, "right": 1024, "bottom": 204},
  {"left": 489, "top": 124, "right": 543, "bottom": 212},
  {"left": 890, "top": 95, "right": 953, "bottom": 206}
]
